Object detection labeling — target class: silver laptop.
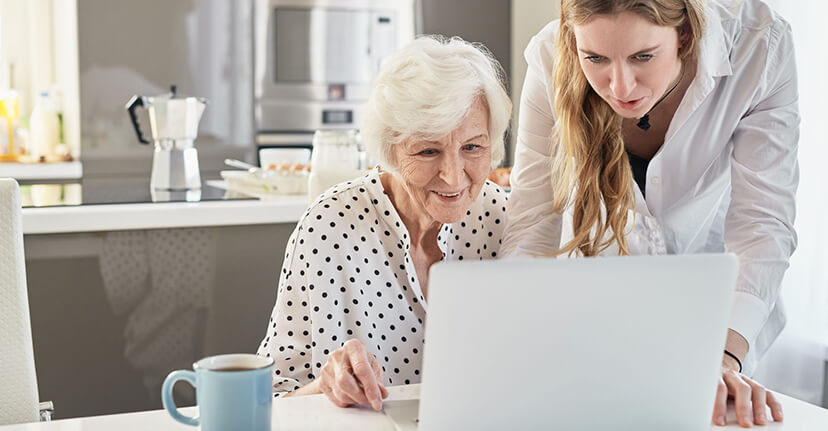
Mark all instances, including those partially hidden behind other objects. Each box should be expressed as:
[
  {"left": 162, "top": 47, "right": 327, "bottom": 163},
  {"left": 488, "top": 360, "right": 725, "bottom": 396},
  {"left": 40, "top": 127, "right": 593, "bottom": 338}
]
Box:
[{"left": 390, "top": 254, "right": 738, "bottom": 431}]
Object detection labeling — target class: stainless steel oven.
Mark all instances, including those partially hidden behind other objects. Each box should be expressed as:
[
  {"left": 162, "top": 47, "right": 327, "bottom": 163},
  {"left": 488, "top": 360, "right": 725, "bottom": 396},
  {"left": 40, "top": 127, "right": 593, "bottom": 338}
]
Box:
[{"left": 253, "top": 0, "right": 415, "bottom": 149}]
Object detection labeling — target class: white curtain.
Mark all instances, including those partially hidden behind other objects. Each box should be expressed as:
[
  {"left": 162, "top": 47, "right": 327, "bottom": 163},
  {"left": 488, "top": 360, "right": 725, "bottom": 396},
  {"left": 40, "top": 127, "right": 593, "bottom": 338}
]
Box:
[{"left": 752, "top": 0, "right": 828, "bottom": 407}]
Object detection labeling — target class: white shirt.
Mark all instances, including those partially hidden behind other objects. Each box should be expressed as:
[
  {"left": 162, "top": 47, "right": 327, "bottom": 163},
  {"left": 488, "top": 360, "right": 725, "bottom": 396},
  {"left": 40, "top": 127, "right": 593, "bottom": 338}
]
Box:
[
  {"left": 502, "top": 0, "right": 799, "bottom": 375},
  {"left": 257, "top": 168, "right": 507, "bottom": 395}
]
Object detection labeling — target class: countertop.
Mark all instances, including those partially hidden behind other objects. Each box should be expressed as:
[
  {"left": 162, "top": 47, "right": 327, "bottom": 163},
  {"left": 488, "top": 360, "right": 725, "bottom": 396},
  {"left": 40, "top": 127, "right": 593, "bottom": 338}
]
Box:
[
  {"left": 22, "top": 196, "right": 307, "bottom": 234},
  {"left": 21, "top": 179, "right": 308, "bottom": 234}
]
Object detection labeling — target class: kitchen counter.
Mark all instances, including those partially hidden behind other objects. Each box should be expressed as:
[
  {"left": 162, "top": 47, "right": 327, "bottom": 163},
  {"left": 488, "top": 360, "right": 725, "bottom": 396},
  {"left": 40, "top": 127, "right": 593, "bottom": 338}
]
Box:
[
  {"left": 22, "top": 196, "right": 308, "bottom": 234},
  {"left": 21, "top": 179, "right": 308, "bottom": 234}
]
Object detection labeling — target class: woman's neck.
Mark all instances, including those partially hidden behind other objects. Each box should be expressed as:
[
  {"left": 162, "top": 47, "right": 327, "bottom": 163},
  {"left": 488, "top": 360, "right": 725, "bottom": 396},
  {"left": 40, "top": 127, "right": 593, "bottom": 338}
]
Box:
[{"left": 380, "top": 172, "right": 442, "bottom": 248}]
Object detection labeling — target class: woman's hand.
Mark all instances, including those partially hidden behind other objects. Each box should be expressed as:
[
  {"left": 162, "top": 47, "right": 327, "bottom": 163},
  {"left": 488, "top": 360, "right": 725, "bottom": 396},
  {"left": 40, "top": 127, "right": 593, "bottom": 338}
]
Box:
[
  {"left": 318, "top": 339, "right": 388, "bottom": 410},
  {"left": 712, "top": 355, "right": 783, "bottom": 427}
]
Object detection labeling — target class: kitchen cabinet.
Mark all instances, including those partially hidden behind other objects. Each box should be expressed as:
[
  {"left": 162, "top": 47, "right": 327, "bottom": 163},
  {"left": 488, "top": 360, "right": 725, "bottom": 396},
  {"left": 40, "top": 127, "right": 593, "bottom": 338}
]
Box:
[{"left": 23, "top": 197, "right": 304, "bottom": 419}]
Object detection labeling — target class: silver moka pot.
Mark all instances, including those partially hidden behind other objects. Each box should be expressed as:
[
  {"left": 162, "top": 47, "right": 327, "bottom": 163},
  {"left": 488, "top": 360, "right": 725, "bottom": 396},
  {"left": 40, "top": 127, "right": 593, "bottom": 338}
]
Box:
[{"left": 126, "top": 86, "right": 207, "bottom": 190}]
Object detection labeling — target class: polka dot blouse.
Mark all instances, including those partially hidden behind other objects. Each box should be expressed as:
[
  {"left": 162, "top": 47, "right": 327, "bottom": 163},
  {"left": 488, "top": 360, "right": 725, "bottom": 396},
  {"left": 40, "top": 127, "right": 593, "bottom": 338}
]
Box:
[{"left": 257, "top": 168, "right": 507, "bottom": 396}]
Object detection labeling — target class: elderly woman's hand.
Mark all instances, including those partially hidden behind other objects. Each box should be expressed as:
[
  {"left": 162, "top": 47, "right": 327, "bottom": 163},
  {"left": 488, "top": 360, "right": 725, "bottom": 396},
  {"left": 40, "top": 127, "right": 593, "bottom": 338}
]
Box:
[
  {"left": 318, "top": 339, "right": 388, "bottom": 410},
  {"left": 712, "top": 358, "right": 783, "bottom": 427}
]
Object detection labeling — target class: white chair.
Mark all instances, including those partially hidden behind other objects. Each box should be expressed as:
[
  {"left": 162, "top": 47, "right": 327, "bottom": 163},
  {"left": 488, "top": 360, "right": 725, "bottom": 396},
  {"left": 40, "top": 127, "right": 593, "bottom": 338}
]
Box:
[{"left": 0, "top": 179, "right": 52, "bottom": 425}]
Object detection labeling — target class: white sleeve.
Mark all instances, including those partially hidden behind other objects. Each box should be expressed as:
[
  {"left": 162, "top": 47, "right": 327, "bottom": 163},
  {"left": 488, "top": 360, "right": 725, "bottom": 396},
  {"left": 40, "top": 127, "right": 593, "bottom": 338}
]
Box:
[
  {"left": 724, "top": 20, "right": 799, "bottom": 354},
  {"left": 257, "top": 224, "right": 314, "bottom": 396},
  {"left": 501, "top": 33, "right": 563, "bottom": 258}
]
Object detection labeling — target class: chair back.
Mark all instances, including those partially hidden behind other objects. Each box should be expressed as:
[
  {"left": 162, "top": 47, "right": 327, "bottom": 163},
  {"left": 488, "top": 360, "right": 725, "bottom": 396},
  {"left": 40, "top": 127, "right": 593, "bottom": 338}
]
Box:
[{"left": 0, "top": 178, "right": 40, "bottom": 425}]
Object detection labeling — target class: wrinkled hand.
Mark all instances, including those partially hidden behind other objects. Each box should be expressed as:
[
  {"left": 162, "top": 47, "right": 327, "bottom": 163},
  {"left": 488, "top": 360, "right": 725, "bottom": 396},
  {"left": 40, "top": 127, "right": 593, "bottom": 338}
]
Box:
[
  {"left": 712, "top": 358, "right": 783, "bottom": 427},
  {"left": 319, "top": 339, "right": 388, "bottom": 410}
]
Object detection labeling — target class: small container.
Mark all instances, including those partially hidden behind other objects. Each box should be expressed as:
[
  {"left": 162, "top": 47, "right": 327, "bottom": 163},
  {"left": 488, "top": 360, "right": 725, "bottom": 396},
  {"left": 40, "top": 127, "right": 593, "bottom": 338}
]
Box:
[{"left": 308, "top": 130, "right": 362, "bottom": 201}]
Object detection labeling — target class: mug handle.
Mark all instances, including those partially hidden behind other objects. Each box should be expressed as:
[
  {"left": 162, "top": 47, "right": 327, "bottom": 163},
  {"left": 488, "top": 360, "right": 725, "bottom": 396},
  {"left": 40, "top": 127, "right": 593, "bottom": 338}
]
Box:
[{"left": 161, "top": 370, "right": 200, "bottom": 426}]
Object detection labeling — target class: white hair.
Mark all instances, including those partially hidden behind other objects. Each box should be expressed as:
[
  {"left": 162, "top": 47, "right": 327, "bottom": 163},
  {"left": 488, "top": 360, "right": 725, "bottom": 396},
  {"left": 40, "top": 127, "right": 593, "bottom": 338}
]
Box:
[{"left": 360, "top": 35, "right": 512, "bottom": 173}]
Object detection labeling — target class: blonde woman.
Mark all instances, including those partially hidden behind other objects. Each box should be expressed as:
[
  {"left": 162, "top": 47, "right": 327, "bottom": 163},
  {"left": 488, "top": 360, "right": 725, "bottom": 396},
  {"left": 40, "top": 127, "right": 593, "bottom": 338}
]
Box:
[{"left": 503, "top": 0, "right": 797, "bottom": 427}]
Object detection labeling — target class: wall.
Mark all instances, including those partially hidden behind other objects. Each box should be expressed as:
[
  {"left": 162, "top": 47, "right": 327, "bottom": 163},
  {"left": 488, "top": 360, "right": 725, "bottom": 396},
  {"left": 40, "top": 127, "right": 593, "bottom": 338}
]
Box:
[
  {"left": 76, "top": 0, "right": 254, "bottom": 178},
  {"left": 750, "top": 0, "right": 828, "bottom": 407},
  {"left": 420, "top": 0, "right": 511, "bottom": 82}
]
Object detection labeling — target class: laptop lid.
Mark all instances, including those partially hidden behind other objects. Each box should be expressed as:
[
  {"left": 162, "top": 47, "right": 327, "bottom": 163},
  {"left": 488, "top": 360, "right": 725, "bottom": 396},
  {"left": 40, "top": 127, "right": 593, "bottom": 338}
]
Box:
[{"left": 417, "top": 254, "right": 738, "bottom": 431}]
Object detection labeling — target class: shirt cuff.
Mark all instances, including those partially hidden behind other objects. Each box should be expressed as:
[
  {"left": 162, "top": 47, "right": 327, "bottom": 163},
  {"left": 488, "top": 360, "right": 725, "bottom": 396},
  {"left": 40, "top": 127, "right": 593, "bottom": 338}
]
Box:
[{"left": 728, "top": 291, "right": 771, "bottom": 352}]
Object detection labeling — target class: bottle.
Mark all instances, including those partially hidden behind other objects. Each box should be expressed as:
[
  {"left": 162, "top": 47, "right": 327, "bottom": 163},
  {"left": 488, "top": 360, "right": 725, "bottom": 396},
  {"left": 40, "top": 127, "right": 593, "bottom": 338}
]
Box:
[{"left": 29, "top": 91, "right": 59, "bottom": 161}]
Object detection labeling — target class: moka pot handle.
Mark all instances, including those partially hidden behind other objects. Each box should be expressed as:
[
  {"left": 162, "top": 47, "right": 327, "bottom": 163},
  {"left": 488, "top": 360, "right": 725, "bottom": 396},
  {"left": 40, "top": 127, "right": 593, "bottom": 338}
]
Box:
[{"left": 125, "top": 95, "right": 150, "bottom": 144}]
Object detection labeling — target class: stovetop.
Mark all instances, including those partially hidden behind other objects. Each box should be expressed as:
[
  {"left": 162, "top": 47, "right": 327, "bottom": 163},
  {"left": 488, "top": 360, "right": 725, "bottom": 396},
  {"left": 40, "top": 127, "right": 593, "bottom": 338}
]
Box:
[{"left": 20, "top": 178, "right": 254, "bottom": 208}]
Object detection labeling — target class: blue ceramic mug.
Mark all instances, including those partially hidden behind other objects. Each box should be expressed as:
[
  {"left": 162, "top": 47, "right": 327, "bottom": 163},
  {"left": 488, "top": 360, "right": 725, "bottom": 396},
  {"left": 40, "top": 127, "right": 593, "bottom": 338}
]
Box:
[{"left": 162, "top": 353, "right": 274, "bottom": 431}]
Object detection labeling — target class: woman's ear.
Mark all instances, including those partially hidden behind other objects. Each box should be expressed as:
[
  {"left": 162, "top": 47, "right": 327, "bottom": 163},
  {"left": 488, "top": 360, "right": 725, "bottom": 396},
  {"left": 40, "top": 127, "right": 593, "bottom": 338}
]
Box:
[{"left": 677, "top": 23, "right": 691, "bottom": 49}]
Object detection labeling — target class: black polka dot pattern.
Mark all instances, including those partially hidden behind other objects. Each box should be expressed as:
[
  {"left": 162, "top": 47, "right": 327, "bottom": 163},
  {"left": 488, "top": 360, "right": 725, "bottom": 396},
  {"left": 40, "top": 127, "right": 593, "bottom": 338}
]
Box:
[{"left": 257, "top": 168, "right": 507, "bottom": 396}]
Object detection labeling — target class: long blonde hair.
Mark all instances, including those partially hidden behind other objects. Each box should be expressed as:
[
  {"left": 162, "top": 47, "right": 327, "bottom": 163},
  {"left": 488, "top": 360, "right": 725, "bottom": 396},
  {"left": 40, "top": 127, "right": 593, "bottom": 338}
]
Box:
[{"left": 551, "top": 0, "right": 705, "bottom": 256}]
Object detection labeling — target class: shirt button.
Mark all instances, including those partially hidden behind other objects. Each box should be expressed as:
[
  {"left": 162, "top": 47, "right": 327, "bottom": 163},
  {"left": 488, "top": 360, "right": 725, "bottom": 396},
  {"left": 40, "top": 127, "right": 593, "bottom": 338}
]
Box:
[{"left": 650, "top": 176, "right": 661, "bottom": 185}]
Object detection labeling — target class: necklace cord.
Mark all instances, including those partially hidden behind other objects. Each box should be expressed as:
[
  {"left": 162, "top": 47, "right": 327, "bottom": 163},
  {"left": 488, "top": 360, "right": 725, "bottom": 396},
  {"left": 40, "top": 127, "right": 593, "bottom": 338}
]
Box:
[{"left": 636, "top": 62, "right": 686, "bottom": 131}]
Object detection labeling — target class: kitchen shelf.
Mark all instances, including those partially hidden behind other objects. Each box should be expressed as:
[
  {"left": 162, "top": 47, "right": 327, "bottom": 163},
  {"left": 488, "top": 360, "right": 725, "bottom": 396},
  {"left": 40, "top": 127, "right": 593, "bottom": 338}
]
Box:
[{"left": 0, "top": 161, "right": 83, "bottom": 180}]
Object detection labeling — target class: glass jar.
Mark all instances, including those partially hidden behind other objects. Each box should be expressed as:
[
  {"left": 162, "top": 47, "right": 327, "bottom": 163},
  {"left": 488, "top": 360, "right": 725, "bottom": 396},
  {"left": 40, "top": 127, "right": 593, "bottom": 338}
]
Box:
[{"left": 308, "top": 130, "right": 363, "bottom": 201}]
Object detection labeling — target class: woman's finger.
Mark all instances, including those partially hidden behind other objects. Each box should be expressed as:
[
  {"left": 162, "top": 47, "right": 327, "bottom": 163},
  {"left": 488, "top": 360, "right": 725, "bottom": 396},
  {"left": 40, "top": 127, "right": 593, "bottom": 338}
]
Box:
[
  {"left": 333, "top": 359, "right": 370, "bottom": 406},
  {"left": 744, "top": 377, "right": 768, "bottom": 425},
  {"left": 712, "top": 378, "right": 729, "bottom": 426},
  {"left": 369, "top": 353, "right": 383, "bottom": 380},
  {"left": 319, "top": 374, "right": 351, "bottom": 408},
  {"left": 331, "top": 383, "right": 359, "bottom": 407},
  {"left": 368, "top": 353, "right": 389, "bottom": 400},
  {"left": 766, "top": 390, "right": 784, "bottom": 422},
  {"left": 347, "top": 344, "right": 383, "bottom": 410},
  {"left": 321, "top": 355, "right": 358, "bottom": 408},
  {"left": 723, "top": 371, "right": 754, "bottom": 427}
]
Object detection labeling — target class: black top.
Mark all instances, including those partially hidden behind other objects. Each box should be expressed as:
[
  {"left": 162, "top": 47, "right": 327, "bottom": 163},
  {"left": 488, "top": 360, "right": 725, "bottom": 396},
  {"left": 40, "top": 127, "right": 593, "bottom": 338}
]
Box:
[{"left": 627, "top": 151, "right": 650, "bottom": 198}]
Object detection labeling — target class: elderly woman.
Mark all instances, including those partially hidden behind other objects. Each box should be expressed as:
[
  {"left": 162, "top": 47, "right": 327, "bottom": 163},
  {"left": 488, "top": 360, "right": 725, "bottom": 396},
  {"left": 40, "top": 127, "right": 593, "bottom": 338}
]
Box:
[{"left": 256, "top": 36, "right": 511, "bottom": 409}]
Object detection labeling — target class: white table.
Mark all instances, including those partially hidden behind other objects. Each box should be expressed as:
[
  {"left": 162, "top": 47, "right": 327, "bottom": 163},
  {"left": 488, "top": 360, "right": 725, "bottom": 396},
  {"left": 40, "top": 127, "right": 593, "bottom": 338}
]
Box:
[{"left": 2, "top": 385, "right": 826, "bottom": 430}]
